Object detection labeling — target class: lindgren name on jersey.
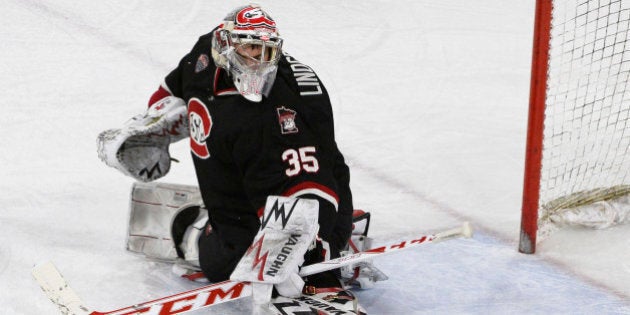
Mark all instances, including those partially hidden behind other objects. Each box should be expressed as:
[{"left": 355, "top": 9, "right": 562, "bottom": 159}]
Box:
[{"left": 284, "top": 53, "right": 323, "bottom": 96}]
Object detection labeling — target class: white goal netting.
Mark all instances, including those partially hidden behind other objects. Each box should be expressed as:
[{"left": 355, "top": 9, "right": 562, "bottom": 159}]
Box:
[{"left": 538, "top": 0, "right": 630, "bottom": 237}]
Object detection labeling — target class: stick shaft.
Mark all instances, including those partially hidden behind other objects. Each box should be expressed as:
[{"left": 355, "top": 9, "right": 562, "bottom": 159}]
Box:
[{"left": 33, "top": 222, "right": 473, "bottom": 315}]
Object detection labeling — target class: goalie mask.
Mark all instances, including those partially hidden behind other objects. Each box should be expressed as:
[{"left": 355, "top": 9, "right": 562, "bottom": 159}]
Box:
[{"left": 211, "top": 5, "right": 283, "bottom": 102}]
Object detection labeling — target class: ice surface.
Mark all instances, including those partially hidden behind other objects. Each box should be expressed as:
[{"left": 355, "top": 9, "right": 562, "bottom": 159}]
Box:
[{"left": 1, "top": 0, "right": 629, "bottom": 314}]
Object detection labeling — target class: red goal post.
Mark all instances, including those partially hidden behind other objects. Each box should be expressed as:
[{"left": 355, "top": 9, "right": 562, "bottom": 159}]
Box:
[{"left": 519, "top": 0, "right": 630, "bottom": 254}]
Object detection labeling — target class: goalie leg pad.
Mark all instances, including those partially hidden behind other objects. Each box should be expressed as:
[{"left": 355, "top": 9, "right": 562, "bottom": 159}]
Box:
[
  {"left": 341, "top": 210, "right": 389, "bottom": 288},
  {"left": 230, "top": 196, "right": 319, "bottom": 308},
  {"left": 126, "top": 182, "right": 203, "bottom": 261},
  {"left": 230, "top": 196, "right": 320, "bottom": 284},
  {"left": 173, "top": 206, "right": 208, "bottom": 267}
]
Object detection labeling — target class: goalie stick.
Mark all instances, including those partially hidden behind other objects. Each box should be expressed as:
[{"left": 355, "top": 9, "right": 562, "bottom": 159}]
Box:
[{"left": 33, "top": 222, "right": 473, "bottom": 315}]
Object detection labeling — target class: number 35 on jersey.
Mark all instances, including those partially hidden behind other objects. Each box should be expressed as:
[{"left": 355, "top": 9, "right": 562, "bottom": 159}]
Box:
[{"left": 282, "top": 147, "right": 319, "bottom": 177}]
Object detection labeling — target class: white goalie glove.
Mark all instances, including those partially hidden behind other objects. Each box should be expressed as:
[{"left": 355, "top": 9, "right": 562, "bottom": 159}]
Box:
[{"left": 97, "top": 96, "right": 189, "bottom": 182}]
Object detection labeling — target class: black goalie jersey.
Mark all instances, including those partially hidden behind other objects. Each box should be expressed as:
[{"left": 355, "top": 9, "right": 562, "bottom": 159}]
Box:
[{"left": 149, "top": 33, "right": 353, "bottom": 258}]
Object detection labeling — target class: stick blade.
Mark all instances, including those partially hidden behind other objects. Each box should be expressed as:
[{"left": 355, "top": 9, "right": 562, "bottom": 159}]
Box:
[
  {"left": 32, "top": 261, "right": 92, "bottom": 315},
  {"left": 461, "top": 222, "right": 473, "bottom": 238},
  {"left": 434, "top": 222, "right": 474, "bottom": 241}
]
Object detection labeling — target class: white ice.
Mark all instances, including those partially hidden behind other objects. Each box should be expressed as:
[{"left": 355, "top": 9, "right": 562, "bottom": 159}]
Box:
[{"left": 1, "top": 0, "right": 629, "bottom": 314}]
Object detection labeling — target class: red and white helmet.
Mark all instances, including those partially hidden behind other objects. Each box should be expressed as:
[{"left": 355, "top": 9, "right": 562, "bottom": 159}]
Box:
[{"left": 211, "top": 4, "right": 283, "bottom": 102}]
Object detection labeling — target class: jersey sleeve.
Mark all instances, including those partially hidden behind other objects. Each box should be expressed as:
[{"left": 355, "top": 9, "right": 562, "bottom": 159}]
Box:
[
  {"left": 147, "top": 35, "right": 209, "bottom": 107},
  {"left": 294, "top": 74, "right": 354, "bottom": 251},
  {"left": 146, "top": 63, "right": 185, "bottom": 108},
  {"left": 329, "top": 146, "right": 353, "bottom": 250}
]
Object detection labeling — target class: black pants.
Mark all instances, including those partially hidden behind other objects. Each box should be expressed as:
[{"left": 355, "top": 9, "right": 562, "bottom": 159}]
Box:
[
  {"left": 197, "top": 221, "right": 254, "bottom": 282},
  {"left": 197, "top": 219, "right": 341, "bottom": 283}
]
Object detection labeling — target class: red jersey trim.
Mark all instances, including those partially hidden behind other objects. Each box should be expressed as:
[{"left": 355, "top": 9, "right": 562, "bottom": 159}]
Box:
[
  {"left": 147, "top": 83, "right": 172, "bottom": 108},
  {"left": 213, "top": 68, "right": 239, "bottom": 96},
  {"left": 256, "top": 181, "right": 340, "bottom": 217},
  {"left": 284, "top": 181, "right": 339, "bottom": 211}
]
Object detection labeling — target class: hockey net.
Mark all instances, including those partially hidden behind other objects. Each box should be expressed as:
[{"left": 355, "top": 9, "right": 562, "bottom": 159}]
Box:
[{"left": 519, "top": 0, "right": 630, "bottom": 253}]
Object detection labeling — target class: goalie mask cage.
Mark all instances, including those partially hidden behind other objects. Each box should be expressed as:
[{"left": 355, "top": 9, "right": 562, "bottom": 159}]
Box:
[{"left": 519, "top": 0, "right": 630, "bottom": 254}]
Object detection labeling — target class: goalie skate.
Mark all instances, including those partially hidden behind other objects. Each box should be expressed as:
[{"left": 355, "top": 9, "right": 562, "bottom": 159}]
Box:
[
  {"left": 270, "top": 290, "right": 366, "bottom": 315},
  {"left": 269, "top": 269, "right": 366, "bottom": 315},
  {"left": 340, "top": 210, "right": 388, "bottom": 288}
]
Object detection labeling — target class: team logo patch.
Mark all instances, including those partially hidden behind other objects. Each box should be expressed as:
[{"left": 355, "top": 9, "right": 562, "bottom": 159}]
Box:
[
  {"left": 277, "top": 106, "right": 298, "bottom": 134},
  {"left": 195, "top": 54, "right": 209, "bottom": 73},
  {"left": 235, "top": 6, "right": 276, "bottom": 32},
  {"left": 188, "top": 98, "right": 212, "bottom": 159}
]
